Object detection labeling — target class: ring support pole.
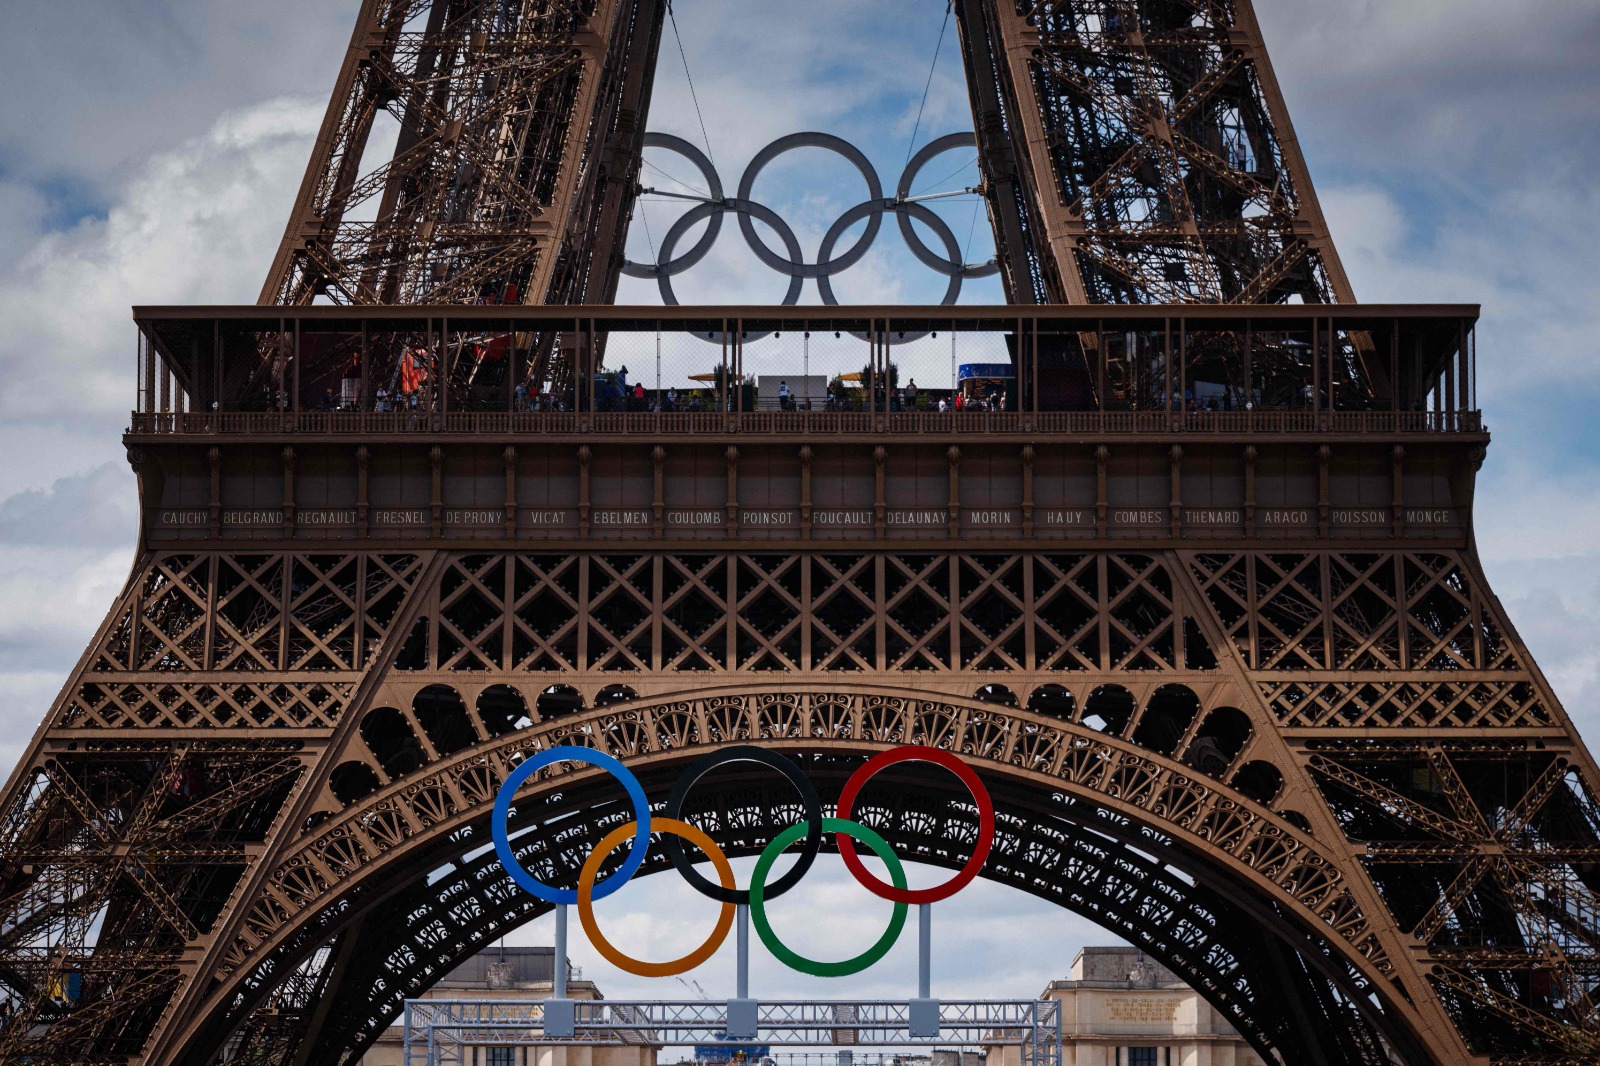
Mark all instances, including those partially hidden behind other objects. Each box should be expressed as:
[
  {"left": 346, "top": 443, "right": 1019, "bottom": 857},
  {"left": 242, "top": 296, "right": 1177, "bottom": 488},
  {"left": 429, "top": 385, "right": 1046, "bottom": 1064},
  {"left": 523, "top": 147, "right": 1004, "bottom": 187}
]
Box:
[
  {"left": 737, "top": 903, "right": 750, "bottom": 999},
  {"left": 555, "top": 903, "right": 568, "bottom": 999},
  {"left": 919, "top": 903, "right": 931, "bottom": 999},
  {"left": 546, "top": 903, "right": 576, "bottom": 1038}
]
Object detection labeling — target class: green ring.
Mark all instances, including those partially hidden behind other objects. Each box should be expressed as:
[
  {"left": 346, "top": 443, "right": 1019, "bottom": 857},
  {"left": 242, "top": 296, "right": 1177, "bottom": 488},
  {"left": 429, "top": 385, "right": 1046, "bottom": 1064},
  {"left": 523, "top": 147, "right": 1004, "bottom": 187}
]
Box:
[{"left": 749, "top": 816, "right": 908, "bottom": 977}]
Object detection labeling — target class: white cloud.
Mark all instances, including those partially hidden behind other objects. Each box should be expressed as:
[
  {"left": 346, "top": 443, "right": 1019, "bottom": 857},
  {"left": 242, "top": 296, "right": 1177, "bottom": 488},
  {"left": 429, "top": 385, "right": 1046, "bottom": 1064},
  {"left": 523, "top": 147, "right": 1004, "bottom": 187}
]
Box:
[
  {"left": 0, "top": 96, "right": 321, "bottom": 763},
  {"left": 0, "top": 97, "right": 322, "bottom": 421}
]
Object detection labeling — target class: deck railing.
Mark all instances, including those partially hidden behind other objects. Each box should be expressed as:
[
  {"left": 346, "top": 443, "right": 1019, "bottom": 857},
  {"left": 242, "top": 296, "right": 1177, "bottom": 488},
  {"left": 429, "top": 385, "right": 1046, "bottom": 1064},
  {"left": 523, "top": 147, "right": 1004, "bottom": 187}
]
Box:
[{"left": 128, "top": 408, "right": 1484, "bottom": 437}]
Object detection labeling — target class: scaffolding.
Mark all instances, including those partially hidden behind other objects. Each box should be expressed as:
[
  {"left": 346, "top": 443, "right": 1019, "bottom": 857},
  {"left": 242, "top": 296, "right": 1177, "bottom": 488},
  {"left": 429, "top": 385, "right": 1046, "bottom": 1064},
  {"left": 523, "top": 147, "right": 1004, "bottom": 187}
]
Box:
[{"left": 402, "top": 999, "right": 1062, "bottom": 1066}]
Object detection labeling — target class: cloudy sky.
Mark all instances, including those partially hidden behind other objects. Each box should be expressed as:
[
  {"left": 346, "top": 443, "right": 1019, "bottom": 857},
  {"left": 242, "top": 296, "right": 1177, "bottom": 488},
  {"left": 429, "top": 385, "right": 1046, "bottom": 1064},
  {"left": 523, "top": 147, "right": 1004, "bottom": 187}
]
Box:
[{"left": 1, "top": 0, "right": 1599, "bottom": 1006}]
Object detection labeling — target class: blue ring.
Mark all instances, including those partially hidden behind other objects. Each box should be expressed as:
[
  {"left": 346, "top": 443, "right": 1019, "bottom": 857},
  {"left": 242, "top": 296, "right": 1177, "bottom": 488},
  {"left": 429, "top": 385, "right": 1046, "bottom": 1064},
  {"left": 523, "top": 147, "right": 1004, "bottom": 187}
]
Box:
[{"left": 492, "top": 746, "right": 652, "bottom": 904}]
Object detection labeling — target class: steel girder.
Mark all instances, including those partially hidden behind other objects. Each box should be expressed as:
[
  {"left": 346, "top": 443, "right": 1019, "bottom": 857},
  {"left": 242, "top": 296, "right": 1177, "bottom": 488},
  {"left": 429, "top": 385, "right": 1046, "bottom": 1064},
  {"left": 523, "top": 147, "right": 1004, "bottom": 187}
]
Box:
[
  {"left": 262, "top": 0, "right": 1349, "bottom": 314},
  {"left": 260, "top": 0, "right": 665, "bottom": 307},
  {"left": 205, "top": 768, "right": 1407, "bottom": 1066},
  {"left": 5, "top": 545, "right": 1600, "bottom": 1063},
  {"left": 955, "top": 0, "right": 1352, "bottom": 305}
]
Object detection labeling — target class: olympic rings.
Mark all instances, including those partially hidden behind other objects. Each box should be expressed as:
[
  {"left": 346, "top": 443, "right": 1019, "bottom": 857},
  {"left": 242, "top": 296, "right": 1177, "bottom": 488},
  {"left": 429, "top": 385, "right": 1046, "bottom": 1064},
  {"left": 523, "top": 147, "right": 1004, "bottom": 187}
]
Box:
[
  {"left": 492, "top": 745, "right": 651, "bottom": 905},
  {"left": 750, "top": 817, "right": 908, "bottom": 978},
  {"left": 490, "top": 743, "right": 995, "bottom": 977},
  {"left": 835, "top": 746, "right": 995, "bottom": 904},
  {"left": 623, "top": 131, "right": 999, "bottom": 325},
  {"left": 662, "top": 746, "right": 823, "bottom": 905},
  {"left": 578, "top": 817, "right": 736, "bottom": 977}
]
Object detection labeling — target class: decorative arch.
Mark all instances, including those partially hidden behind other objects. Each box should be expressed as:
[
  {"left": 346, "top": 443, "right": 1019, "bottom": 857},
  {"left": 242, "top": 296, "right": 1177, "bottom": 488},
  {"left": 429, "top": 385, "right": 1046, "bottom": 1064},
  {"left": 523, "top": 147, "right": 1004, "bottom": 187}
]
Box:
[{"left": 174, "top": 685, "right": 1434, "bottom": 1066}]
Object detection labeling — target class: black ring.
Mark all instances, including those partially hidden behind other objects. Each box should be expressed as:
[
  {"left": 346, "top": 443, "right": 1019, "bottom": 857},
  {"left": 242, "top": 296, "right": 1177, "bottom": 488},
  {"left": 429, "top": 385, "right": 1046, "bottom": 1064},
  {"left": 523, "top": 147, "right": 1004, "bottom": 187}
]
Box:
[
  {"left": 621, "top": 129, "right": 997, "bottom": 338},
  {"left": 662, "top": 745, "right": 823, "bottom": 904}
]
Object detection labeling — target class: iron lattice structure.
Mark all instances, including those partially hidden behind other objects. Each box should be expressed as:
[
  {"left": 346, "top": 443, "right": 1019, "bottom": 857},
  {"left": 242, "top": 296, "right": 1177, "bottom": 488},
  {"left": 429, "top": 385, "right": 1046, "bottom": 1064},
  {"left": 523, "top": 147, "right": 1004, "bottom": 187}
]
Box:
[
  {"left": 2, "top": 4, "right": 1599, "bottom": 1066},
  {"left": 957, "top": 0, "right": 1352, "bottom": 304},
  {"left": 261, "top": 0, "right": 668, "bottom": 307},
  {"left": 261, "top": 0, "right": 1347, "bottom": 311}
]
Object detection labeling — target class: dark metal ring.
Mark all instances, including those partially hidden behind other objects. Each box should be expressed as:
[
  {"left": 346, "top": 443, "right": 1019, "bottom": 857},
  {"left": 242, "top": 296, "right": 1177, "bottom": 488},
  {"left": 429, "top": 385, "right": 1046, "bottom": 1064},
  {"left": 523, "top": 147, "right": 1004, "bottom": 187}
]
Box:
[
  {"left": 895, "top": 132, "right": 1000, "bottom": 282},
  {"left": 623, "top": 130, "right": 994, "bottom": 325},
  {"left": 735, "top": 132, "right": 885, "bottom": 278},
  {"left": 620, "top": 133, "right": 726, "bottom": 279},
  {"left": 817, "top": 200, "right": 962, "bottom": 341},
  {"left": 661, "top": 745, "right": 823, "bottom": 905}
]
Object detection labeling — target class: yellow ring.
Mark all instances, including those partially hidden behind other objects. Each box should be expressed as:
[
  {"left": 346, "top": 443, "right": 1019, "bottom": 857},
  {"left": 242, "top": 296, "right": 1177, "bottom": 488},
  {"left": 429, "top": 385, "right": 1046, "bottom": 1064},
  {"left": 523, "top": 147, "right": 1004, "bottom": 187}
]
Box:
[{"left": 576, "top": 817, "right": 736, "bottom": 977}]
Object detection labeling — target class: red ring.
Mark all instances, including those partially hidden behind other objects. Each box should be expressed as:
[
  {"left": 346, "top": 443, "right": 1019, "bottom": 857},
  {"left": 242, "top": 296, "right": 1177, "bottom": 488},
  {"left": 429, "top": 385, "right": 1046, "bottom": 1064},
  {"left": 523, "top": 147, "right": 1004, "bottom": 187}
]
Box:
[{"left": 835, "top": 745, "right": 995, "bottom": 904}]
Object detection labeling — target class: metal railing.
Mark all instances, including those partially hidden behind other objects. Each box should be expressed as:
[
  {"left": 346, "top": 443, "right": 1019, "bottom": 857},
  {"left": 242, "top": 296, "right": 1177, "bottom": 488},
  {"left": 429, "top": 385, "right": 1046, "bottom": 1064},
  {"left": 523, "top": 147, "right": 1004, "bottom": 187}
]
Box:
[
  {"left": 127, "top": 408, "right": 1484, "bottom": 438},
  {"left": 401, "top": 999, "right": 1061, "bottom": 1066}
]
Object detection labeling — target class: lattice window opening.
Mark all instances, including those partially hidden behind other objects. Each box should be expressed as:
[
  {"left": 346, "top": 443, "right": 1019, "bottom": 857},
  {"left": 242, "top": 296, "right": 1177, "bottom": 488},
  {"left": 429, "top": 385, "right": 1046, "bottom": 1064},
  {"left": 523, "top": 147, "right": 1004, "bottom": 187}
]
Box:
[
  {"left": 286, "top": 556, "right": 362, "bottom": 670},
  {"left": 1027, "top": 683, "right": 1076, "bottom": 720},
  {"left": 1082, "top": 683, "right": 1138, "bottom": 736},
  {"left": 361, "top": 556, "right": 422, "bottom": 654},
  {"left": 1267, "top": 680, "right": 1552, "bottom": 730},
  {"left": 811, "top": 557, "right": 876, "bottom": 671},
  {"left": 360, "top": 707, "right": 427, "bottom": 781},
  {"left": 1191, "top": 553, "right": 1249, "bottom": 630},
  {"left": 1182, "top": 706, "right": 1252, "bottom": 778},
  {"left": 439, "top": 555, "right": 510, "bottom": 671},
  {"left": 1231, "top": 761, "right": 1283, "bottom": 807},
  {"left": 537, "top": 683, "right": 584, "bottom": 720},
  {"left": 213, "top": 555, "right": 287, "bottom": 671},
  {"left": 1131, "top": 683, "right": 1202, "bottom": 757},
  {"left": 1107, "top": 560, "right": 1179, "bottom": 670},
  {"left": 884, "top": 554, "right": 952, "bottom": 672},
  {"left": 1254, "top": 554, "right": 1325, "bottom": 670},
  {"left": 734, "top": 558, "right": 805, "bottom": 671},
  {"left": 662, "top": 554, "right": 730, "bottom": 671},
  {"left": 973, "top": 683, "right": 1020, "bottom": 708},
  {"left": 585, "top": 555, "right": 653, "bottom": 668},
  {"left": 140, "top": 561, "right": 211, "bottom": 671},
  {"left": 1328, "top": 553, "right": 1401, "bottom": 669},
  {"left": 478, "top": 684, "right": 534, "bottom": 733},
  {"left": 1034, "top": 559, "right": 1103, "bottom": 670},
  {"left": 96, "top": 608, "right": 134, "bottom": 672},
  {"left": 413, "top": 684, "right": 479, "bottom": 756}
]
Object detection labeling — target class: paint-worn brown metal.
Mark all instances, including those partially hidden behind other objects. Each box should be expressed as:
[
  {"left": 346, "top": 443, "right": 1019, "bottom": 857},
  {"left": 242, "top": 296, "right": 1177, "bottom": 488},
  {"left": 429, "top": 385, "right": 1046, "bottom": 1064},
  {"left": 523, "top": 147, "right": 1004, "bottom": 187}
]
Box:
[
  {"left": 6, "top": 305, "right": 1600, "bottom": 1066},
  {"left": 259, "top": 0, "right": 665, "bottom": 307},
  {"left": 3, "top": 2, "right": 1598, "bottom": 1065},
  {"left": 956, "top": 0, "right": 1353, "bottom": 305},
  {"left": 261, "top": 0, "right": 1350, "bottom": 312}
]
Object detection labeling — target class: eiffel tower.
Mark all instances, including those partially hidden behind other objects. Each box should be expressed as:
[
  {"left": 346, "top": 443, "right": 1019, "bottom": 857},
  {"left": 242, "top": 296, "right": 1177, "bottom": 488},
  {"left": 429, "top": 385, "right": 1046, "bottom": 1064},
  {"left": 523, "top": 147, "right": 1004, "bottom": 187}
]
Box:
[{"left": 2, "top": 2, "right": 1597, "bottom": 1064}]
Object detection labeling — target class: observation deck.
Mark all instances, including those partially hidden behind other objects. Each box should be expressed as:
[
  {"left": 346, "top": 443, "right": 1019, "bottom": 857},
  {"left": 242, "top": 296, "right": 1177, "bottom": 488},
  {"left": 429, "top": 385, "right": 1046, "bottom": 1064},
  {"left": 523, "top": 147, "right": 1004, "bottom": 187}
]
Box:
[{"left": 126, "top": 304, "right": 1483, "bottom": 548}]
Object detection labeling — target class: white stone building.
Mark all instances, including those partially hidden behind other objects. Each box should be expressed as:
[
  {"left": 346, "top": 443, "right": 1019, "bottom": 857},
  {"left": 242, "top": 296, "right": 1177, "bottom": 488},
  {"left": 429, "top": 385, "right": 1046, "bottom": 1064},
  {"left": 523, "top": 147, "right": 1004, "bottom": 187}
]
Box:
[{"left": 988, "top": 947, "right": 1266, "bottom": 1066}]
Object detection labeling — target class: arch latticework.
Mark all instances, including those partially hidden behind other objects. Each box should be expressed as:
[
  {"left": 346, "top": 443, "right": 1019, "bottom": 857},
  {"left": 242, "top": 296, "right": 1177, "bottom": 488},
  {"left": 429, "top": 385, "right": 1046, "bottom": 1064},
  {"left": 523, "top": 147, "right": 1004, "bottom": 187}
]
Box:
[
  {"left": 177, "top": 685, "right": 1411, "bottom": 1064},
  {"left": 5, "top": 543, "right": 1600, "bottom": 1066},
  {"left": 214, "top": 761, "right": 1412, "bottom": 1066}
]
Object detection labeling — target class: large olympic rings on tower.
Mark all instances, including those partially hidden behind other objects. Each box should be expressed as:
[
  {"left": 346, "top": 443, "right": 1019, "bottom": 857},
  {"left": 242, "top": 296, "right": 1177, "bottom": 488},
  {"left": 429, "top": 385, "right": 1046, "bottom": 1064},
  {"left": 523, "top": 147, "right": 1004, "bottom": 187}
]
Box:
[
  {"left": 490, "top": 743, "right": 995, "bottom": 978},
  {"left": 622, "top": 131, "right": 998, "bottom": 322}
]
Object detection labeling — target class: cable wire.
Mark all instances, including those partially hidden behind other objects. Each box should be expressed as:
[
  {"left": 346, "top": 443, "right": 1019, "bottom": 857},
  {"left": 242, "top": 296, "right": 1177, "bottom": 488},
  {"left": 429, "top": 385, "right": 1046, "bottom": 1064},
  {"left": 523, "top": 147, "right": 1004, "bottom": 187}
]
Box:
[
  {"left": 643, "top": 157, "right": 709, "bottom": 198},
  {"left": 912, "top": 152, "right": 980, "bottom": 196},
  {"left": 904, "top": 0, "right": 955, "bottom": 169},
  {"left": 667, "top": 0, "right": 717, "bottom": 171}
]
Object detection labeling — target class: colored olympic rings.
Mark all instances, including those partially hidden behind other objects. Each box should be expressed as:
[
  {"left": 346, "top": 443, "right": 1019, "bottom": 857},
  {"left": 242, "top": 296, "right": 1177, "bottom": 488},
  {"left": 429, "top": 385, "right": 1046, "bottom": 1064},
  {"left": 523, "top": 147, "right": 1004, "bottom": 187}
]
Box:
[
  {"left": 662, "top": 745, "right": 823, "bottom": 904},
  {"left": 579, "top": 817, "right": 737, "bottom": 977},
  {"left": 491, "top": 743, "right": 995, "bottom": 977},
  {"left": 622, "top": 131, "right": 999, "bottom": 338},
  {"left": 751, "top": 817, "right": 908, "bottom": 977},
  {"left": 492, "top": 746, "right": 652, "bottom": 905},
  {"left": 836, "top": 746, "right": 996, "bottom": 904}
]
